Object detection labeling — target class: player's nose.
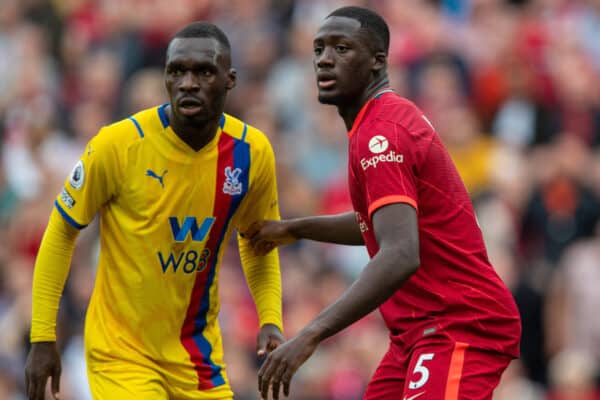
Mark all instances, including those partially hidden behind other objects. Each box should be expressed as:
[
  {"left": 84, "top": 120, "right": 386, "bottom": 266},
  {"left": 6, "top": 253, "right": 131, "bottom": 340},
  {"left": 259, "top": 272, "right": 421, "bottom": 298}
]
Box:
[
  {"left": 316, "top": 47, "right": 335, "bottom": 68},
  {"left": 179, "top": 71, "right": 200, "bottom": 91}
]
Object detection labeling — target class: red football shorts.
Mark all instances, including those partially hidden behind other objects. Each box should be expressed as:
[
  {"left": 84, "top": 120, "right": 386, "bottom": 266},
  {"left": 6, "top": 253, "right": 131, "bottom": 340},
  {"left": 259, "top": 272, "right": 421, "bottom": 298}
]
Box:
[{"left": 363, "top": 339, "right": 513, "bottom": 400}]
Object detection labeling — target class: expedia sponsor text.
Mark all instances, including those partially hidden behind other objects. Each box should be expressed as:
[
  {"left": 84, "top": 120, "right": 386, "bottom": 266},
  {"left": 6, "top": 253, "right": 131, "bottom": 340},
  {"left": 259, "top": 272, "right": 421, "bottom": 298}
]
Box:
[{"left": 360, "top": 151, "right": 404, "bottom": 170}]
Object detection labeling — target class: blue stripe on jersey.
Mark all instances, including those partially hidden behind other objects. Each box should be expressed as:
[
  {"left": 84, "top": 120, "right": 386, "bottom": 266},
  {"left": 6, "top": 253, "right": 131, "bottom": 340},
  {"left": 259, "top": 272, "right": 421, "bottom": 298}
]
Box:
[
  {"left": 219, "top": 114, "right": 225, "bottom": 129},
  {"left": 241, "top": 123, "right": 248, "bottom": 142},
  {"left": 193, "top": 137, "right": 250, "bottom": 387},
  {"left": 128, "top": 116, "right": 145, "bottom": 138},
  {"left": 54, "top": 200, "right": 87, "bottom": 229},
  {"left": 158, "top": 103, "right": 169, "bottom": 128},
  {"left": 227, "top": 138, "right": 250, "bottom": 227}
]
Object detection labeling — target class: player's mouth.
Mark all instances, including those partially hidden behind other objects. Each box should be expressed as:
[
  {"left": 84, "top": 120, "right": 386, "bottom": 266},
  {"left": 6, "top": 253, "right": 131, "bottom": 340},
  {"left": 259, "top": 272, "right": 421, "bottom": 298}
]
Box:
[
  {"left": 178, "top": 97, "right": 204, "bottom": 117},
  {"left": 317, "top": 73, "right": 337, "bottom": 89}
]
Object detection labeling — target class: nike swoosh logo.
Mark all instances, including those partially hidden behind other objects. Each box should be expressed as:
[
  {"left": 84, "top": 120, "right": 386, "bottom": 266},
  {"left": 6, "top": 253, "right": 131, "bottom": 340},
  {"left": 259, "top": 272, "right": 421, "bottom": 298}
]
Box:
[{"left": 403, "top": 392, "right": 426, "bottom": 400}]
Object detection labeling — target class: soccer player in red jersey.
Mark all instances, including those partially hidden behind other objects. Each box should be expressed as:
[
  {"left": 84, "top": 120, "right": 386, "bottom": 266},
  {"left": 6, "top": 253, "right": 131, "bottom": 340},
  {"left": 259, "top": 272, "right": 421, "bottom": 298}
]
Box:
[{"left": 248, "top": 6, "right": 521, "bottom": 400}]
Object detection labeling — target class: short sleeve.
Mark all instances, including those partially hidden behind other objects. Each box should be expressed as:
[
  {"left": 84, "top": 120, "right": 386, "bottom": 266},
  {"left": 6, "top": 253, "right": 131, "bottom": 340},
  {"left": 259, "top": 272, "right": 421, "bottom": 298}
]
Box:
[
  {"left": 55, "top": 127, "right": 123, "bottom": 228},
  {"left": 356, "top": 121, "right": 418, "bottom": 219},
  {"left": 236, "top": 136, "right": 280, "bottom": 230}
]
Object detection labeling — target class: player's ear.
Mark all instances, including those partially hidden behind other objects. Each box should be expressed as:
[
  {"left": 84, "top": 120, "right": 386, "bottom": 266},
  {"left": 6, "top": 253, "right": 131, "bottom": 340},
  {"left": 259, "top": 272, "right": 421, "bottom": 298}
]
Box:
[
  {"left": 372, "top": 51, "right": 386, "bottom": 73},
  {"left": 226, "top": 68, "right": 237, "bottom": 90}
]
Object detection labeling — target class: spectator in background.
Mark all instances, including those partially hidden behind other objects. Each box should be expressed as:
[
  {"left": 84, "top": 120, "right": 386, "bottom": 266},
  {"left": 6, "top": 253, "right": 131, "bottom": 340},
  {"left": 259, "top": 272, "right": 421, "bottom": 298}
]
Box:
[
  {"left": 545, "top": 231, "right": 600, "bottom": 381},
  {"left": 519, "top": 136, "right": 600, "bottom": 264},
  {"left": 538, "top": 41, "right": 600, "bottom": 147},
  {"left": 121, "top": 68, "right": 168, "bottom": 116},
  {"left": 436, "top": 103, "right": 499, "bottom": 198},
  {"left": 491, "top": 54, "right": 543, "bottom": 148}
]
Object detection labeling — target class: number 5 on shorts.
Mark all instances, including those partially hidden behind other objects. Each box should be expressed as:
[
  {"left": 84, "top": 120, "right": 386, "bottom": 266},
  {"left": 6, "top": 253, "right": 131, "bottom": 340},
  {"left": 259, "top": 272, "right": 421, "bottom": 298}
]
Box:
[{"left": 408, "top": 353, "right": 435, "bottom": 389}]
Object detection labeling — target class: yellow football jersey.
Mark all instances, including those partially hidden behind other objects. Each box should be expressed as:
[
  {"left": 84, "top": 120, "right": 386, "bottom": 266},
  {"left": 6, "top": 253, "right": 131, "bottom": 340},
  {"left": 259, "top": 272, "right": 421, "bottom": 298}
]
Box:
[{"left": 55, "top": 104, "right": 280, "bottom": 396}]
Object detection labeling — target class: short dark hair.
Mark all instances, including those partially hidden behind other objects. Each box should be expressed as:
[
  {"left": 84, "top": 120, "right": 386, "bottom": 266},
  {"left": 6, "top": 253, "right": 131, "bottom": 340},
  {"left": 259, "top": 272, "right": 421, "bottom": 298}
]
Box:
[
  {"left": 327, "top": 6, "right": 390, "bottom": 55},
  {"left": 171, "top": 21, "right": 231, "bottom": 53}
]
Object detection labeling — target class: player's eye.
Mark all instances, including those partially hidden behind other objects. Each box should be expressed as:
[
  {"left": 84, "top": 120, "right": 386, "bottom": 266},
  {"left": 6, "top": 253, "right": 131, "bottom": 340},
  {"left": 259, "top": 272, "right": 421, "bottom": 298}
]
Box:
[
  {"left": 335, "top": 45, "right": 349, "bottom": 53},
  {"left": 170, "top": 67, "right": 184, "bottom": 76},
  {"left": 313, "top": 46, "right": 323, "bottom": 56}
]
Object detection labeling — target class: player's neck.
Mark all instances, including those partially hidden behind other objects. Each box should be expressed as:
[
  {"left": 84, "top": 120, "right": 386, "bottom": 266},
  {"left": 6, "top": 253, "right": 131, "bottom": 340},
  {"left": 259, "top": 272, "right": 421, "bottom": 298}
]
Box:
[
  {"left": 338, "top": 78, "right": 391, "bottom": 132},
  {"left": 166, "top": 106, "right": 220, "bottom": 151},
  {"left": 175, "top": 123, "right": 219, "bottom": 152}
]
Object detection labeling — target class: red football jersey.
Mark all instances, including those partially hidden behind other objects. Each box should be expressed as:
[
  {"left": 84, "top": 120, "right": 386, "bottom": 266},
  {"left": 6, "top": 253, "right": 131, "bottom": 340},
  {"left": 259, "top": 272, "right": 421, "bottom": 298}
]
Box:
[{"left": 348, "top": 91, "right": 521, "bottom": 357}]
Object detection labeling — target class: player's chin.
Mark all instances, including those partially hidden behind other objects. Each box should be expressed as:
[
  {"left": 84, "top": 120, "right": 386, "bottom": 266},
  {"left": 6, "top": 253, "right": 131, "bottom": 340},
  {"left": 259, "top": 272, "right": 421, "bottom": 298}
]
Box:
[
  {"left": 177, "top": 110, "right": 209, "bottom": 125},
  {"left": 317, "top": 91, "right": 341, "bottom": 105}
]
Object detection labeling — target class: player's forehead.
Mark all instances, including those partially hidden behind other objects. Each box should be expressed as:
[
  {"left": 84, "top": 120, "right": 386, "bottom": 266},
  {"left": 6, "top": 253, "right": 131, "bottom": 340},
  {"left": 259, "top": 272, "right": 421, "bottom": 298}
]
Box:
[
  {"left": 314, "top": 16, "right": 363, "bottom": 43},
  {"left": 166, "top": 37, "right": 227, "bottom": 66}
]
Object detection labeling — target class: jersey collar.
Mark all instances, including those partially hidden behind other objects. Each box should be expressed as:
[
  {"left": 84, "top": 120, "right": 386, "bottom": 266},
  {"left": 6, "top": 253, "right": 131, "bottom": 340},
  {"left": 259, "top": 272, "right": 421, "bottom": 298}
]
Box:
[{"left": 347, "top": 88, "right": 394, "bottom": 138}]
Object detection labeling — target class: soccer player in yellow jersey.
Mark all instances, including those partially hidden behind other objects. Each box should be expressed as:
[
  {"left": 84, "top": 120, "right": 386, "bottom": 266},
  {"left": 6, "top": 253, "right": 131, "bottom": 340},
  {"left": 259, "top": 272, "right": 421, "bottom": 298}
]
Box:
[{"left": 24, "top": 22, "right": 284, "bottom": 400}]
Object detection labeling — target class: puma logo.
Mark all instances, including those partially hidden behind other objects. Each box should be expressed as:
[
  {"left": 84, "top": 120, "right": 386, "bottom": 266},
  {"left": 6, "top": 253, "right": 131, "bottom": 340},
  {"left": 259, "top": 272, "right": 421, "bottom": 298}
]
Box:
[{"left": 146, "top": 169, "right": 168, "bottom": 188}]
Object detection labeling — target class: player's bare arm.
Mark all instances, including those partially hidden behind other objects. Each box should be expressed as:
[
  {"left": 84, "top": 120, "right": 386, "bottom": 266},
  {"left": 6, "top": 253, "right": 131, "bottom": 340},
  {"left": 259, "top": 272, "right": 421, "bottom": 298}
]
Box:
[
  {"left": 258, "top": 203, "right": 419, "bottom": 399},
  {"left": 245, "top": 211, "right": 364, "bottom": 255}
]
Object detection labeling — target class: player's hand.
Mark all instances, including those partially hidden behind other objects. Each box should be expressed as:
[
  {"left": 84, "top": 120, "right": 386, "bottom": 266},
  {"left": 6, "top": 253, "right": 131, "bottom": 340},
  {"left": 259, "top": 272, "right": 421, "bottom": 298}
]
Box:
[
  {"left": 256, "top": 323, "right": 285, "bottom": 359},
  {"left": 243, "top": 220, "right": 297, "bottom": 256},
  {"left": 25, "top": 341, "right": 62, "bottom": 400},
  {"left": 258, "top": 331, "right": 319, "bottom": 400}
]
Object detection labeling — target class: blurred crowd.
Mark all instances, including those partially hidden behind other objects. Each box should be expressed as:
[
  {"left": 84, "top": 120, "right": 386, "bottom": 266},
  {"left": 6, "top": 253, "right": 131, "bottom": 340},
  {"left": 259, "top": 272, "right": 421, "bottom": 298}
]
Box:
[{"left": 1, "top": 0, "right": 600, "bottom": 399}]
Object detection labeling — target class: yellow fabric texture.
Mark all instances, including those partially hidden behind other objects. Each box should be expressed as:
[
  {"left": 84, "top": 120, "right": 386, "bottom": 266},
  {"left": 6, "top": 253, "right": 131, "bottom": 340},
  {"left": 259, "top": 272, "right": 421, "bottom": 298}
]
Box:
[
  {"left": 30, "top": 208, "right": 79, "bottom": 342},
  {"left": 30, "top": 105, "right": 282, "bottom": 396},
  {"left": 238, "top": 237, "right": 282, "bottom": 330}
]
